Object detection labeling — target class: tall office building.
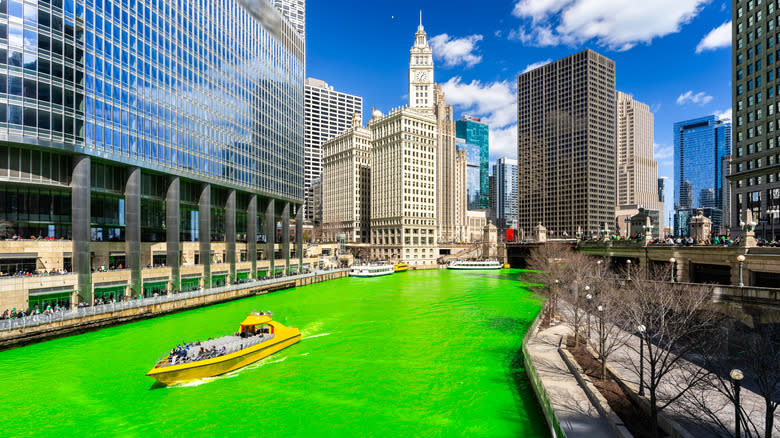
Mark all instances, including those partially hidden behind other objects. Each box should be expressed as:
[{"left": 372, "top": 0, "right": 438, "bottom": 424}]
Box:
[
  {"left": 0, "top": 0, "right": 304, "bottom": 311},
  {"left": 616, "top": 91, "right": 664, "bottom": 233},
  {"left": 369, "top": 107, "right": 437, "bottom": 264},
  {"left": 731, "top": 9, "right": 780, "bottom": 240},
  {"left": 433, "top": 84, "right": 465, "bottom": 243},
  {"left": 272, "top": 0, "right": 306, "bottom": 39},
  {"left": 458, "top": 139, "right": 482, "bottom": 211},
  {"left": 322, "top": 114, "right": 372, "bottom": 243},
  {"left": 304, "top": 78, "right": 363, "bottom": 224},
  {"left": 658, "top": 177, "right": 667, "bottom": 203},
  {"left": 455, "top": 116, "right": 489, "bottom": 209},
  {"left": 517, "top": 49, "right": 617, "bottom": 238},
  {"left": 493, "top": 157, "right": 518, "bottom": 229},
  {"left": 673, "top": 115, "right": 731, "bottom": 236}
]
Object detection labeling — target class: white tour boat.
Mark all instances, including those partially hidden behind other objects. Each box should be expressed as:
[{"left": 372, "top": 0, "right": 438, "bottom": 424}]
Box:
[
  {"left": 350, "top": 263, "right": 395, "bottom": 277},
  {"left": 446, "top": 260, "right": 503, "bottom": 270}
]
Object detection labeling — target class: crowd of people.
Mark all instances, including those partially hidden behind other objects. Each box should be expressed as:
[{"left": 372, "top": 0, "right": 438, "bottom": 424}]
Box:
[
  {"left": 1, "top": 268, "right": 70, "bottom": 277},
  {"left": 167, "top": 341, "right": 228, "bottom": 365},
  {"left": 1, "top": 302, "right": 68, "bottom": 320}
]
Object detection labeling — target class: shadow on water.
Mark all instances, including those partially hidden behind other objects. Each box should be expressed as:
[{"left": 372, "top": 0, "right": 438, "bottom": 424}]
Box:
[{"left": 149, "top": 381, "right": 167, "bottom": 390}]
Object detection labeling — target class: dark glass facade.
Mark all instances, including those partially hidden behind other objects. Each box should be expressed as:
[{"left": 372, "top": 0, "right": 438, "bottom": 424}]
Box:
[
  {"left": 455, "top": 117, "right": 488, "bottom": 209},
  {"left": 673, "top": 115, "right": 731, "bottom": 235}
]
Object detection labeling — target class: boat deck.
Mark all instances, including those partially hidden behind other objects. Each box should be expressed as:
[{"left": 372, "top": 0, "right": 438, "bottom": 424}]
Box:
[{"left": 158, "top": 333, "right": 275, "bottom": 367}]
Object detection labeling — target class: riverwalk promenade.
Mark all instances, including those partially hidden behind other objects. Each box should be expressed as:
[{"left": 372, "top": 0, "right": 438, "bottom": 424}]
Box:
[
  {"left": 528, "top": 313, "right": 778, "bottom": 438},
  {"left": 0, "top": 269, "right": 348, "bottom": 350}
]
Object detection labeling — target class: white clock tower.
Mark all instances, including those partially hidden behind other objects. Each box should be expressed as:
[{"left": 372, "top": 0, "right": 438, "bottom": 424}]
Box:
[{"left": 409, "top": 12, "right": 434, "bottom": 111}]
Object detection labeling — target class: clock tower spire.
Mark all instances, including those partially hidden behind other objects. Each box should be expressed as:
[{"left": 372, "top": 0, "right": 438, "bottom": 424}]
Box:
[{"left": 409, "top": 14, "right": 434, "bottom": 111}]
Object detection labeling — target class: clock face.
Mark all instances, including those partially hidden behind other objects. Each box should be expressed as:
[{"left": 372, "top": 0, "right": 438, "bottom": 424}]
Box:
[{"left": 416, "top": 71, "right": 427, "bottom": 82}]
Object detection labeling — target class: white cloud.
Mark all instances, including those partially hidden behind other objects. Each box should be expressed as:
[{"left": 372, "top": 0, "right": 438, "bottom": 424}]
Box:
[
  {"left": 489, "top": 125, "right": 518, "bottom": 161},
  {"left": 654, "top": 143, "right": 673, "bottom": 160},
  {"left": 696, "top": 21, "right": 731, "bottom": 53},
  {"left": 510, "top": 0, "right": 707, "bottom": 50},
  {"left": 714, "top": 108, "right": 732, "bottom": 121},
  {"left": 676, "top": 90, "right": 713, "bottom": 105},
  {"left": 521, "top": 59, "right": 552, "bottom": 74},
  {"left": 429, "top": 34, "right": 484, "bottom": 68}
]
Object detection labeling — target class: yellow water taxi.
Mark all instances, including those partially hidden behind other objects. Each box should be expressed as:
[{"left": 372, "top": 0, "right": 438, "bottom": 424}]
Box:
[
  {"left": 146, "top": 311, "right": 301, "bottom": 386},
  {"left": 394, "top": 262, "right": 409, "bottom": 273}
]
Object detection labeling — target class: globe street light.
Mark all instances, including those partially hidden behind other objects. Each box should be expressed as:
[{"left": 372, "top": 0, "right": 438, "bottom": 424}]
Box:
[
  {"left": 730, "top": 369, "right": 744, "bottom": 438},
  {"left": 637, "top": 324, "right": 646, "bottom": 396},
  {"left": 626, "top": 259, "right": 632, "bottom": 281},
  {"left": 583, "top": 285, "right": 590, "bottom": 345},
  {"left": 737, "top": 255, "right": 746, "bottom": 287},
  {"left": 669, "top": 257, "right": 676, "bottom": 283},
  {"left": 597, "top": 305, "right": 605, "bottom": 375}
]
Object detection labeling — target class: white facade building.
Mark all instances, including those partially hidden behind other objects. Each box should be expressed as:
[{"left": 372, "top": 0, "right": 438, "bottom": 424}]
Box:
[
  {"left": 272, "top": 0, "right": 306, "bottom": 39},
  {"left": 409, "top": 16, "right": 434, "bottom": 111},
  {"left": 369, "top": 107, "right": 437, "bottom": 265},
  {"left": 493, "top": 157, "right": 518, "bottom": 229},
  {"left": 304, "top": 78, "right": 363, "bottom": 224},
  {"left": 322, "top": 114, "right": 372, "bottom": 243}
]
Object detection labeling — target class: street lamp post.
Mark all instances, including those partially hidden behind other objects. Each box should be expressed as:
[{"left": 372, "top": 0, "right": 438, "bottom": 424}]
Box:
[
  {"left": 638, "top": 324, "right": 646, "bottom": 396},
  {"left": 737, "top": 255, "right": 746, "bottom": 287},
  {"left": 669, "top": 257, "right": 676, "bottom": 283},
  {"left": 626, "top": 259, "right": 632, "bottom": 281},
  {"left": 586, "top": 292, "right": 593, "bottom": 342},
  {"left": 583, "top": 285, "right": 590, "bottom": 345},
  {"left": 598, "top": 305, "right": 605, "bottom": 374},
  {"left": 730, "top": 369, "right": 744, "bottom": 438}
]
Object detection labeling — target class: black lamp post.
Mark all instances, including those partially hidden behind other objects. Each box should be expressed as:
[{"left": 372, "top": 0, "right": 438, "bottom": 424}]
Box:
[
  {"left": 638, "top": 324, "right": 646, "bottom": 396},
  {"left": 598, "top": 305, "right": 605, "bottom": 364},
  {"left": 737, "top": 255, "right": 746, "bottom": 287},
  {"left": 626, "top": 259, "right": 632, "bottom": 281},
  {"left": 586, "top": 292, "right": 593, "bottom": 342},
  {"left": 669, "top": 257, "right": 676, "bottom": 283},
  {"left": 730, "top": 369, "right": 744, "bottom": 438}
]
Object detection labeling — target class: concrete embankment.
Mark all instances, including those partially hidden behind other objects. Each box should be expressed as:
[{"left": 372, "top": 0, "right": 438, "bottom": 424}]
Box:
[{"left": 0, "top": 270, "right": 348, "bottom": 350}]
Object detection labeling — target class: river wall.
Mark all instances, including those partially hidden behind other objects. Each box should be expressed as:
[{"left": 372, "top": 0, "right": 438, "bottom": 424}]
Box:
[{"left": 0, "top": 270, "right": 348, "bottom": 350}]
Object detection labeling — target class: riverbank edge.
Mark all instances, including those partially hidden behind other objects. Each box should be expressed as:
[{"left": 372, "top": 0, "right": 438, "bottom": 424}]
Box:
[
  {"left": 0, "top": 270, "right": 349, "bottom": 351},
  {"left": 522, "top": 307, "right": 567, "bottom": 438}
]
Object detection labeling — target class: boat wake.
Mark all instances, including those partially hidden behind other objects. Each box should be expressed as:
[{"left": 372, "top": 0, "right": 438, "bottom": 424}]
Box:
[
  {"left": 167, "top": 355, "right": 292, "bottom": 388},
  {"left": 304, "top": 332, "right": 331, "bottom": 340}
]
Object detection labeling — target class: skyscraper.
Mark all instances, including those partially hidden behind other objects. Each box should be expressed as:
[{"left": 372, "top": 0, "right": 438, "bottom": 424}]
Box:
[
  {"left": 673, "top": 115, "right": 731, "bottom": 236},
  {"left": 272, "top": 0, "right": 306, "bottom": 39},
  {"left": 493, "top": 157, "right": 518, "bottom": 229},
  {"left": 322, "top": 114, "right": 372, "bottom": 243},
  {"left": 616, "top": 91, "right": 664, "bottom": 233},
  {"left": 731, "top": 10, "right": 780, "bottom": 240},
  {"left": 0, "top": 0, "right": 304, "bottom": 310},
  {"left": 455, "top": 116, "right": 489, "bottom": 209},
  {"left": 304, "top": 78, "right": 363, "bottom": 224},
  {"left": 457, "top": 139, "right": 482, "bottom": 210},
  {"left": 517, "top": 49, "right": 617, "bottom": 238},
  {"left": 433, "top": 85, "right": 464, "bottom": 243}
]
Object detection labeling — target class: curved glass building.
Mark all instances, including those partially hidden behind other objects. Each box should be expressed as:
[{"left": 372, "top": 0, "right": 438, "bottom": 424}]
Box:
[{"left": 0, "top": 0, "right": 305, "bottom": 309}]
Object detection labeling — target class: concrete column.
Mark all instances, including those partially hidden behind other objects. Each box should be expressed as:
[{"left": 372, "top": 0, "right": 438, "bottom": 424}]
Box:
[
  {"left": 125, "top": 167, "right": 141, "bottom": 298},
  {"left": 166, "top": 177, "right": 180, "bottom": 292},
  {"left": 296, "top": 204, "right": 303, "bottom": 274},
  {"left": 226, "top": 190, "right": 236, "bottom": 284},
  {"left": 71, "top": 155, "right": 91, "bottom": 304},
  {"left": 199, "top": 184, "right": 211, "bottom": 288},
  {"left": 265, "top": 200, "right": 275, "bottom": 277},
  {"left": 282, "top": 202, "right": 290, "bottom": 275},
  {"left": 247, "top": 195, "right": 257, "bottom": 279}
]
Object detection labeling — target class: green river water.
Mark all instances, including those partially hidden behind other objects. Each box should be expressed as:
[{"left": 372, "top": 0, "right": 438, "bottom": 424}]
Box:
[{"left": 0, "top": 269, "right": 548, "bottom": 437}]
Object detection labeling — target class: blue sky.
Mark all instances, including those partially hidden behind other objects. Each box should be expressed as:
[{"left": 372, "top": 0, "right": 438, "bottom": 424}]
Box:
[{"left": 306, "top": 0, "right": 733, "bottom": 222}]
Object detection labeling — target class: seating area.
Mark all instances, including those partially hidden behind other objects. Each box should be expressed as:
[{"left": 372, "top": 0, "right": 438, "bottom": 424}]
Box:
[{"left": 161, "top": 333, "right": 275, "bottom": 367}]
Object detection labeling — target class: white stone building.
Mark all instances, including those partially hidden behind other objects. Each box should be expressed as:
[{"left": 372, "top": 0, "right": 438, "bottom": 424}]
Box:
[
  {"left": 322, "top": 114, "right": 372, "bottom": 243},
  {"left": 272, "top": 0, "right": 306, "bottom": 39}
]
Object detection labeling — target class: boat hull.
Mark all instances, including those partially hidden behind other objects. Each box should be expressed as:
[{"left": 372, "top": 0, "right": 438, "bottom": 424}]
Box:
[
  {"left": 146, "top": 330, "right": 301, "bottom": 386},
  {"left": 447, "top": 265, "right": 503, "bottom": 270},
  {"left": 350, "top": 271, "right": 394, "bottom": 277}
]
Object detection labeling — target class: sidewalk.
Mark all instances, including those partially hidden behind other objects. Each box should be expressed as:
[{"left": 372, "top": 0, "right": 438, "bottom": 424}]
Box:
[
  {"left": 581, "top": 315, "right": 778, "bottom": 438},
  {"left": 527, "top": 323, "right": 616, "bottom": 437}
]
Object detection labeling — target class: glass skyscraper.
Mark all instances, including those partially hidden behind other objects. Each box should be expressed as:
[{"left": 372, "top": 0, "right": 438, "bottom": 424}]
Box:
[
  {"left": 457, "top": 139, "right": 481, "bottom": 210},
  {"left": 493, "top": 157, "right": 517, "bottom": 229},
  {"left": 0, "top": 0, "right": 305, "bottom": 310},
  {"left": 455, "top": 115, "right": 488, "bottom": 209},
  {"left": 673, "top": 115, "right": 731, "bottom": 236}
]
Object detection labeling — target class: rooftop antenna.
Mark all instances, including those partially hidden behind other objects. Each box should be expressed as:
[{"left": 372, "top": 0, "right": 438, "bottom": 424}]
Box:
[{"left": 419, "top": 10, "right": 422, "bottom": 26}]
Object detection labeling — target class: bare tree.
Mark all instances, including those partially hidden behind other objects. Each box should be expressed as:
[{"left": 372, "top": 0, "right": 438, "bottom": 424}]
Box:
[
  {"left": 620, "top": 264, "right": 724, "bottom": 438},
  {"left": 527, "top": 242, "right": 572, "bottom": 326},
  {"left": 590, "top": 275, "right": 632, "bottom": 380}
]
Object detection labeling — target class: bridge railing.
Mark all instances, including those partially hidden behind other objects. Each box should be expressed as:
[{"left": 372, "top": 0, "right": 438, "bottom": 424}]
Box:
[{"left": 0, "top": 269, "right": 349, "bottom": 332}]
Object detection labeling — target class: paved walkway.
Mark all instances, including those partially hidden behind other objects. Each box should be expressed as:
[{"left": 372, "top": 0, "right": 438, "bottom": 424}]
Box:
[
  {"left": 527, "top": 323, "right": 616, "bottom": 438},
  {"left": 579, "top": 313, "right": 779, "bottom": 438}
]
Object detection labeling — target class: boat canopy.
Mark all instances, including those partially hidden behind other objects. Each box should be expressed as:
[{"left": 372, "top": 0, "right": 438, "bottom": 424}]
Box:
[{"left": 240, "top": 314, "right": 272, "bottom": 328}]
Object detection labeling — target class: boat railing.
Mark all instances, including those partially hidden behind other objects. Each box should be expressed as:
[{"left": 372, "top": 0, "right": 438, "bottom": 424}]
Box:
[
  {"left": 0, "top": 269, "right": 349, "bottom": 332},
  {"left": 154, "top": 333, "right": 272, "bottom": 368}
]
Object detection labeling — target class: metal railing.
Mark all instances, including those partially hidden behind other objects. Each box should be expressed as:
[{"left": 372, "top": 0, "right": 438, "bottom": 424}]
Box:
[{"left": 0, "top": 269, "right": 348, "bottom": 332}]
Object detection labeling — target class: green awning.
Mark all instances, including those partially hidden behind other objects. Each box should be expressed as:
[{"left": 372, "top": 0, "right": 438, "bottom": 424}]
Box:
[
  {"left": 257, "top": 269, "right": 268, "bottom": 277},
  {"left": 181, "top": 277, "right": 200, "bottom": 291},
  {"left": 236, "top": 272, "right": 249, "bottom": 280},
  {"left": 94, "top": 285, "right": 125, "bottom": 300}
]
